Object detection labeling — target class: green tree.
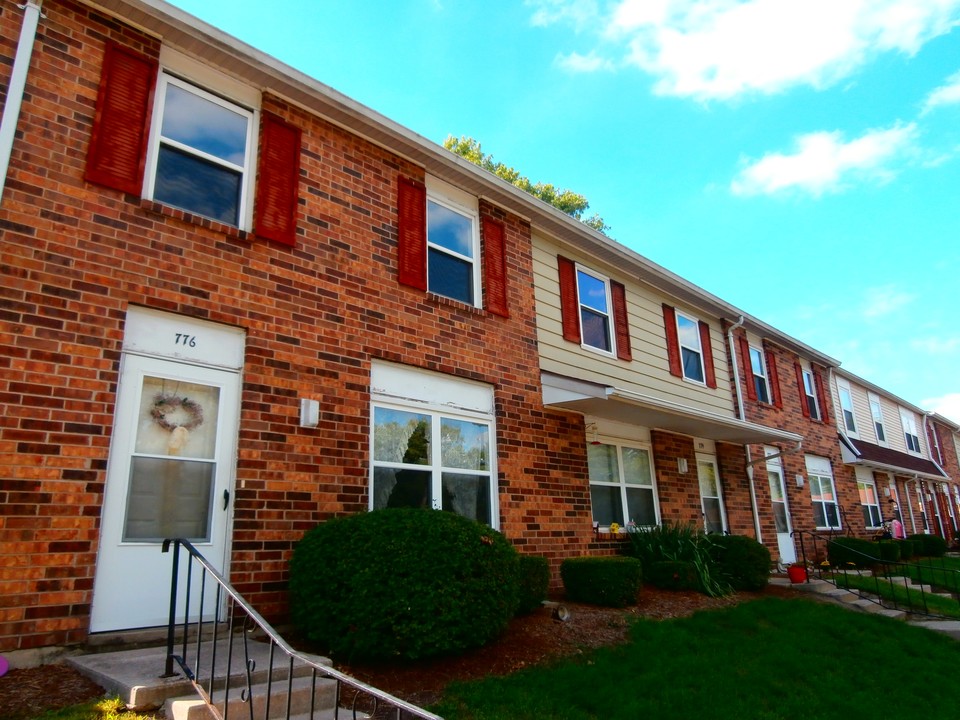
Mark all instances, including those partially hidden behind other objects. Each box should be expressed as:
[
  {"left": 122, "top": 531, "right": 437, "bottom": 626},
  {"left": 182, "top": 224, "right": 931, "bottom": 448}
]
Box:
[{"left": 443, "top": 135, "right": 610, "bottom": 234}]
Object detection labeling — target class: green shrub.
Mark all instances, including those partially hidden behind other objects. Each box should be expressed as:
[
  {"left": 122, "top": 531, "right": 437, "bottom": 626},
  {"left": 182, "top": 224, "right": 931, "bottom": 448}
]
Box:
[
  {"left": 289, "top": 509, "right": 520, "bottom": 661},
  {"left": 907, "top": 533, "right": 948, "bottom": 558},
  {"left": 624, "top": 521, "right": 732, "bottom": 597},
  {"left": 895, "top": 539, "right": 916, "bottom": 560},
  {"left": 707, "top": 535, "right": 771, "bottom": 591},
  {"left": 516, "top": 555, "right": 550, "bottom": 615},
  {"left": 873, "top": 540, "right": 901, "bottom": 563},
  {"left": 827, "top": 536, "right": 876, "bottom": 568},
  {"left": 646, "top": 560, "right": 700, "bottom": 591},
  {"left": 560, "top": 556, "right": 642, "bottom": 608}
]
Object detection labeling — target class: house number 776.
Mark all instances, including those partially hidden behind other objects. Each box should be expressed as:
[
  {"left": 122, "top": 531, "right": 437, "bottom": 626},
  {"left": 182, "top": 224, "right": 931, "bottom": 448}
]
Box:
[{"left": 174, "top": 333, "right": 197, "bottom": 348}]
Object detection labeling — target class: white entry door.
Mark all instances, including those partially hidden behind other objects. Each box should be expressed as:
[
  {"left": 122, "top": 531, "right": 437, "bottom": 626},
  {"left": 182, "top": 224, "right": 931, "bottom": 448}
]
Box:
[
  {"left": 90, "top": 353, "right": 241, "bottom": 632},
  {"left": 765, "top": 450, "right": 796, "bottom": 564},
  {"left": 696, "top": 454, "right": 727, "bottom": 534}
]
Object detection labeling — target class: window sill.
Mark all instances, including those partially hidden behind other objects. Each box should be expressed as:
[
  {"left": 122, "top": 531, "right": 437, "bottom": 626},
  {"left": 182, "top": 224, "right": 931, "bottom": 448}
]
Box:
[
  {"left": 139, "top": 199, "right": 252, "bottom": 242},
  {"left": 425, "top": 292, "right": 487, "bottom": 317}
]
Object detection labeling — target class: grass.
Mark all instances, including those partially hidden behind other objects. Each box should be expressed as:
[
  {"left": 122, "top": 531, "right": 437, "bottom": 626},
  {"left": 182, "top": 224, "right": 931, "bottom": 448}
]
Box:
[
  {"left": 834, "top": 572, "right": 960, "bottom": 618},
  {"left": 430, "top": 597, "right": 960, "bottom": 719},
  {"left": 888, "top": 556, "right": 960, "bottom": 594},
  {"left": 26, "top": 697, "right": 159, "bottom": 720}
]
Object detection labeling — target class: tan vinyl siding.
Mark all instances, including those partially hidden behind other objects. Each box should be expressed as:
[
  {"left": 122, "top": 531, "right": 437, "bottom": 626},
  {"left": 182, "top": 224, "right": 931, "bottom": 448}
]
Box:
[{"left": 532, "top": 234, "right": 735, "bottom": 416}]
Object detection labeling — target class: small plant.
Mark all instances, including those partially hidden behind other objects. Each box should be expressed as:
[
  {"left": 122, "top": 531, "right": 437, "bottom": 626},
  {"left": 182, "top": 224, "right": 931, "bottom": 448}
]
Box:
[
  {"left": 516, "top": 555, "right": 551, "bottom": 615},
  {"left": 560, "top": 556, "right": 642, "bottom": 607}
]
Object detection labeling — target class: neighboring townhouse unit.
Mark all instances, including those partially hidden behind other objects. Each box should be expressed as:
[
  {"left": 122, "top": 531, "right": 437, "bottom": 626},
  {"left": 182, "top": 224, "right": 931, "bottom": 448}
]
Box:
[
  {"left": 531, "top": 234, "right": 800, "bottom": 548},
  {"left": 833, "top": 371, "right": 952, "bottom": 540},
  {"left": 726, "top": 325, "right": 845, "bottom": 565},
  {"left": 927, "top": 414, "right": 960, "bottom": 540}
]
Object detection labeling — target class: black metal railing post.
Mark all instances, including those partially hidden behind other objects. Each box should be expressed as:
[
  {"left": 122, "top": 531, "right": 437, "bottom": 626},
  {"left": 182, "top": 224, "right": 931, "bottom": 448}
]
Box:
[{"left": 162, "top": 539, "right": 180, "bottom": 678}]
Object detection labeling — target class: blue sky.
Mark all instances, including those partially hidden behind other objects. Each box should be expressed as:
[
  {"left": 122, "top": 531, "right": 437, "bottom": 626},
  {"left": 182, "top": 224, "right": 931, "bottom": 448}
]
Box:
[{"left": 169, "top": 0, "right": 960, "bottom": 423}]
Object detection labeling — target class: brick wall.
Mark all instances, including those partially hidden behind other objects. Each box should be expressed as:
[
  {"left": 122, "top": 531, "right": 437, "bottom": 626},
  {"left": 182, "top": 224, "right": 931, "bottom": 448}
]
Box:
[{"left": 0, "top": 0, "right": 598, "bottom": 650}]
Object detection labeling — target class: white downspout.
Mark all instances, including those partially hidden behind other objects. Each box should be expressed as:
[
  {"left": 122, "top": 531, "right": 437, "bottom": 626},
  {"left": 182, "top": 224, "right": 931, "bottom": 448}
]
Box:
[
  {"left": 0, "top": 1, "right": 44, "bottom": 203},
  {"left": 726, "top": 316, "right": 763, "bottom": 541}
]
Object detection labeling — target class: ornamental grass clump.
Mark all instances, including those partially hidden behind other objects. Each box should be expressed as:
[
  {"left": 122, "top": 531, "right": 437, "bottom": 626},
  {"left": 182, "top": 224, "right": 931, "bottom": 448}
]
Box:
[
  {"left": 289, "top": 508, "right": 520, "bottom": 661},
  {"left": 624, "top": 521, "right": 731, "bottom": 597}
]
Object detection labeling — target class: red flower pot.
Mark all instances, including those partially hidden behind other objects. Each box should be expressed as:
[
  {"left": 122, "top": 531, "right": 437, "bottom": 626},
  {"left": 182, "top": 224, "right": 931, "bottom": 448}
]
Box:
[{"left": 787, "top": 565, "right": 807, "bottom": 583}]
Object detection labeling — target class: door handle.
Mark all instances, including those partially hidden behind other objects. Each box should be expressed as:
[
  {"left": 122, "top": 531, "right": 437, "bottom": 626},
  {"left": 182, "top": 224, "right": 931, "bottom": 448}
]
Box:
[{"left": 223, "top": 489, "right": 230, "bottom": 510}]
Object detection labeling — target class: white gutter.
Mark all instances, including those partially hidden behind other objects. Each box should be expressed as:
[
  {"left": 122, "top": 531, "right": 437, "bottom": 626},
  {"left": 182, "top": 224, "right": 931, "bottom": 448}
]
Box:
[
  {"left": 726, "top": 316, "right": 764, "bottom": 542},
  {"left": 923, "top": 412, "right": 949, "bottom": 477},
  {"left": 0, "top": 1, "right": 43, "bottom": 203}
]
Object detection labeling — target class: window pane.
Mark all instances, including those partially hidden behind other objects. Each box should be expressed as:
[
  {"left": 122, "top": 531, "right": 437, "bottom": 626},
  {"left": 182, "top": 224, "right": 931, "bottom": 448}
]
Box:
[
  {"left": 767, "top": 470, "right": 784, "bottom": 503},
  {"left": 807, "top": 395, "right": 820, "bottom": 420},
  {"left": 703, "top": 498, "right": 723, "bottom": 534},
  {"left": 587, "top": 443, "right": 619, "bottom": 484},
  {"left": 427, "top": 200, "right": 473, "bottom": 257},
  {"left": 681, "top": 347, "right": 704, "bottom": 382},
  {"left": 843, "top": 409, "right": 856, "bottom": 433},
  {"left": 698, "top": 461, "right": 719, "bottom": 497},
  {"left": 590, "top": 484, "right": 624, "bottom": 526},
  {"left": 373, "top": 467, "right": 431, "bottom": 510},
  {"left": 858, "top": 482, "right": 877, "bottom": 505},
  {"left": 622, "top": 447, "right": 652, "bottom": 486},
  {"left": 824, "top": 503, "right": 840, "bottom": 528},
  {"left": 161, "top": 83, "right": 249, "bottom": 165},
  {"left": 576, "top": 271, "right": 608, "bottom": 313},
  {"left": 124, "top": 457, "right": 214, "bottom": 541},
  {"left": 772, "top": 502, "right": 789, "bottom": 533},
  {"left": 580, "top": 308, "right": 611, "bottom": 351},
  {"left": 373, "top": 407, "right": 431, "bottom": 464},
  {"left": 155, "top": 145, "right": 241, "bottom": 224},
  {"left": 749, "top": 348, "right": 764, "bottom": 375},
  {"left": 442, "top": 472, "right": 490, "bottom": 524},
  {"left": 677, "top": 315, "right": 700, "bottom": 349},
  {"left": 428, "top": 247, "right": 473, "bottom": 304},
  {"left": 754, "top": 376, "right": 769, "bottom": 403},
  {"left": 812, "top": 502, "right": 827, "bottom": 528},
  {"left": 135, "top": 376, "right": 220, "bottom": 458},
  {"left": 876, "top": 422, "right": 886, "bottom": 442},
  {"left": 626, "top": 487, "right": 656, "bottom": 526},
  {"left": 441, "top": 417, "right": 488, "bottom": 471}
]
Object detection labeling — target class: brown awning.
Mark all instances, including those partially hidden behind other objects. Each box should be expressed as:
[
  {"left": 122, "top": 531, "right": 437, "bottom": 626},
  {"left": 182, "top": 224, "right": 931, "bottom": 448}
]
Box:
[{"left": 839, "top": 434, "right": 948, "bottom": 480}]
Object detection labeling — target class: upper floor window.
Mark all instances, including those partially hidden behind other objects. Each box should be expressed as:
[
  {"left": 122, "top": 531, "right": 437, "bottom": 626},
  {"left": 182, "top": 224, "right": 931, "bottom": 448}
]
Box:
[
  {"left": 576, "top": 267, "right": 614, "bottom": 353},
  {"left": 145, "top": 74, "right": 254, "bottom": 226},
  {"left": 676, "top": 312, "right": 705, "bottom": 383},
  {"left": 749, "top": 346, "right": 770, "bottom": 404},
  {"left": 588, "top": 440, "right": 659, "bottom": 530},
  {"left": 838, "top": 381, "right": 857, "bottom": 435},
  {"left": 868, "top": 393, "right": 886, "bottom": 445},
  {"left": 427, "top": 188, "right": 479, "bottom": 305},
  {"left": 802, "top": 370, "right": 821, "bottom": 420},
  {"left": 900, "top": 408, "right": 921, "bottom": 454}
]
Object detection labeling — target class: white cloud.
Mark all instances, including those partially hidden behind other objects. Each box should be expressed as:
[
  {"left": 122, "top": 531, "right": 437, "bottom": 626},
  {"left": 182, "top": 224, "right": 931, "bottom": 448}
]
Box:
[
  {"left": 922, "top": 393, "right": 960, "bottom": 424},
  {"left": 730, "top": 123, "right": 918, "bottom": 196},
  {"left": 555, "top": 51, "right": 616, "bottom": 72},
  {"left": 532, "top": 0, "right": 960, "bottom": 100},
  {"left": 922, "top": 69, "right": 960, "bottom": 114},
  {"left": 861, "top": 284, "right": 915, "bottom": 319}
]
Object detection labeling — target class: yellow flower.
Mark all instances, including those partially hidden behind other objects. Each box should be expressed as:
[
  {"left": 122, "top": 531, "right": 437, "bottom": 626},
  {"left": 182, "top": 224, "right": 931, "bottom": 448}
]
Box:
[{"left": 609, "top": 522, "right": 621, "bottom": 534}]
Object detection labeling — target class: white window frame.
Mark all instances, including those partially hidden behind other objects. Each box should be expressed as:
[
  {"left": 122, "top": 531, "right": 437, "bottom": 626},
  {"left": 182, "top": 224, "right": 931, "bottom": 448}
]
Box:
[
  {"left": 425, "top": 176, "right": 481, "bottom": 307},
  {"left": 587, "top": 438, "right": 659, "bottom": 532},
  {"left": 899, "top": 407, "right": 921, "bottom": 455},
  {"left": 575, "top": 265, "right": 616, "bottom": 356},
  {"left": 806, "top": 455, "right": 841, "bottom": 530},
  {"left": 837, "top": 379, "right": 857, "bottom": 436},
  {"left": 676, "top": 311, "right": 705, "bottom": 384},
  {"left": 749, "top": 345, "right": 770, "bottom": 404},
  {"left": 856, "top": 475, "right": 882, "bottom": 529},
  {"left": 868, "top": 393, "right": 886, "bottom": 446},
  {"left": 696, "top": 453, "right": 727, "bottom": 534},
  {"left": 802, "top": 369, "right": 820, "bottom": 421},
  {"left": 143, "top": 56, "right": 258, "bottom": 230}
]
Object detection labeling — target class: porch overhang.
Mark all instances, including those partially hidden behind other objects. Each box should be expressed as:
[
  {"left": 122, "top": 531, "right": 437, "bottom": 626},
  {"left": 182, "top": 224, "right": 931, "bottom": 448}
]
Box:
[
  {"left": 541, "top": 372, "right": 802, "bottom": 446},
  {"left": 838, "top": 433, "right": 948, "bottom": 481}
]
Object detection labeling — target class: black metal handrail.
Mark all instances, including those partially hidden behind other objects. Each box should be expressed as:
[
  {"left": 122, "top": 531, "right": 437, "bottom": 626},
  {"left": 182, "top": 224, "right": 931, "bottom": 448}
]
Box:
[
  {"left": 791, "top": 529, "right": 960, "bottom": 619},
  {"left": 162, "top": 538, "right": 443, "bottom": 720}
]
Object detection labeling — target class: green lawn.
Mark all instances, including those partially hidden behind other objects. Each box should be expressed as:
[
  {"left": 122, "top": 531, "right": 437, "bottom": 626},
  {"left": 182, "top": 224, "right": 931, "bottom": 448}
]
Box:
[
  {"left": 431, "top": 597, "right": 960, "bottom": 720},
  {"left": 835, "top": 572, "right": 960, "bottom": 617}
]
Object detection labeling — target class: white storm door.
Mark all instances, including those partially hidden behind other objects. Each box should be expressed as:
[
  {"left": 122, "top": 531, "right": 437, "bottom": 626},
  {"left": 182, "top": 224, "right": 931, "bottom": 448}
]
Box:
[
  {"left": 697, "top": 454, "right": 727, "bottom": 534},
  {"left": 90, "top": 353, "right": 240, "bottom": 632},
  {"left": 766, "top": 456, "right": 796, "bottom": 564}
]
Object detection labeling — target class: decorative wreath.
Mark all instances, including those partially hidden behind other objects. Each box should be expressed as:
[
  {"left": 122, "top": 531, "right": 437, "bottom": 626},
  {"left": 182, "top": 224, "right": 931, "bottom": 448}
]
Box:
[{"left": 151, "top": 393, "right": 204, "bottom": 432}]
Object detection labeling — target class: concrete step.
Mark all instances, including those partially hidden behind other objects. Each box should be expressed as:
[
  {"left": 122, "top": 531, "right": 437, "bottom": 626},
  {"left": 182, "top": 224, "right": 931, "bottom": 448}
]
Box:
[
  {"left": 165, "top": 673, "right": 338, "bottom": 720},
  {"left": 67, "top": 638, "right": 331, "bottom": 711}
]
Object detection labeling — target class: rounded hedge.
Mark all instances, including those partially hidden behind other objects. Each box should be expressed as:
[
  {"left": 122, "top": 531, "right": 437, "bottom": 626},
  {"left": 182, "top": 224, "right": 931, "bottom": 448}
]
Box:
[
  {"left": 289, "top": 509, "right": 520, "bottom": 661},
  {"left": 907, "top": 533, "right": 948, "bottom": 558},
  {"left": 560, "top": 556, "right": 642, "bottom": 607},
  {"left": 516, "top": 555, "right": 551, "bottom": 615},
  {"left": 646, "top": 560, "right": 700, "bottom": 591},
  {"left": 707, "top": 535, "right": 771, "bottom": 591},
  {"left": 827, "top": 536, "right": 875, "bottom": 568}
]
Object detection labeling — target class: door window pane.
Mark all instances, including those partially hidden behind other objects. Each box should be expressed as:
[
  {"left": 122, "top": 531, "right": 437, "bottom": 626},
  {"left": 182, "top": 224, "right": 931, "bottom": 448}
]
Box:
[
  {"left": 124, "top": 457, "right": 214, "bottom": 541},
  {"left": 135, "top": 376, "right": 220, "bottom": 458}
]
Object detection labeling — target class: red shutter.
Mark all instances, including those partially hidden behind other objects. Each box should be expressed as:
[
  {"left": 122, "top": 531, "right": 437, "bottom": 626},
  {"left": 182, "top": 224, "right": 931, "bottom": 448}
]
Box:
[
  {"left": 795, "top": 363, "right": 810, "bottom": 418},
  {"left": 85, "top": 41, "right": 158, "bottom": 195},
  {"left": 253, "top": 112, "right": 301, "bottom": 246},
  {"left": 739, "top": 335, "right": 757, "bottom": 402},
  {"left": 397, "top": 176, "right": 427, "bottom": 290},
  {"left": 765, "top": 348, "right": 782, "bottom": 408},
  {"left": 814, "top": 370, "right": 828, "bottom": 423},
  {"left": 698, "top": 321, "right": 716, "bottom": 388},
  {"left": 482, "top": 218, "right": 509, "bottom": 318},
  {"left": 662, "top": 304, "right": 682, "bottom": 378},
  {"left": 610, "top": 281, "right": 632, "bottom": 361},
  {"left": 557, "top": 256, "right": 581, "bottom": 343}
]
